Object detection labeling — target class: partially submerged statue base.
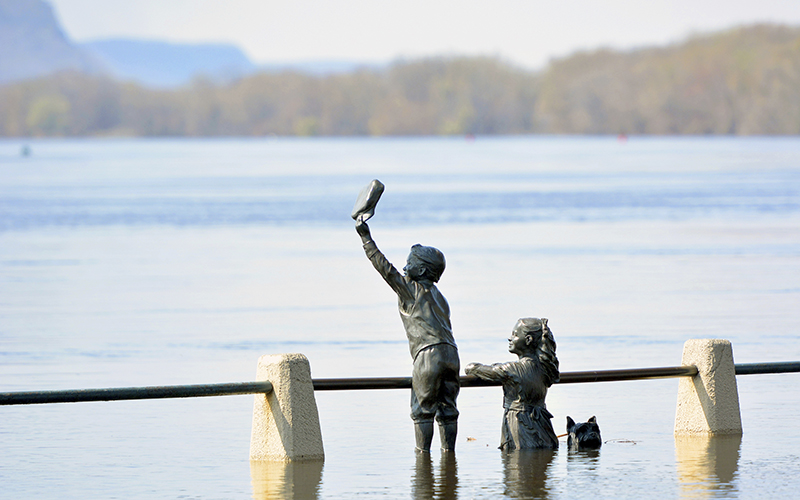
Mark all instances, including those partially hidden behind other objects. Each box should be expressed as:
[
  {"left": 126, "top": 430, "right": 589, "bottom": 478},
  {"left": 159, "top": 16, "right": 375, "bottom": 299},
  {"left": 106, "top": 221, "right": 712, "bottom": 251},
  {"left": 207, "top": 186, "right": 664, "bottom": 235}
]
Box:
[
  {"left": 466, "top": 318, "right": 559, "bottom": 450},
  {"left": 354, "top": 180, "right": 460, "bottom": 453}
]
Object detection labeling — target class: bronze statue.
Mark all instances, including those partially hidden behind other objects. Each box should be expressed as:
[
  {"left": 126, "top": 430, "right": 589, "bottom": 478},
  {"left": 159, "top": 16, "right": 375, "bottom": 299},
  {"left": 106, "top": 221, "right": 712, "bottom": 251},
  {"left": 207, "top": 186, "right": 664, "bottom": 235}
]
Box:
[
  {"left": 566, "top": 416, "right": 602, "bottom": 450},
  {"left": 354, "top": 180, "right": 460, "bottom": 453},
  {"left": 465, "top": 318, "right": 559, "bottom": 450}
]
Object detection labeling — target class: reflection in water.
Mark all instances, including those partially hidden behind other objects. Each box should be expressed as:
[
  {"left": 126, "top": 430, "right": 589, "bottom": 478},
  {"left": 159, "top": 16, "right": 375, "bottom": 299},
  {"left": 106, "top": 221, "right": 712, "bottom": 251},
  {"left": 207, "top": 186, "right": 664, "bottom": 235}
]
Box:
[
  {"left": 675, "top": 435, "right": 741, "bottom": 499},
  {"left": 413, "top": 452, "right": 458, "bottom": 500},
  {"left": 566, "top": 447, "right": 600, "bottom": 470},
  {"left": 250, "top": 459, "right": 324, "bottom": 500},
  {"left": 503, "top": 449, "right": 556, "bottom": 499}
]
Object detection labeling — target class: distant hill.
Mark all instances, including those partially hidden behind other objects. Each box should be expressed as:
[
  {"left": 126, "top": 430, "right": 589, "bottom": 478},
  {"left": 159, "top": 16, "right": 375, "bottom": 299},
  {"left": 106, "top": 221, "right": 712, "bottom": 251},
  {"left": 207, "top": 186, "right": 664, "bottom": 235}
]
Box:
[
  {"left": 81, "top": 39, "right": 257, "bottom": 88},
  {"left": 0, "top": 0, "right": 369, "bottom": 88},
  {"left": 534, "top": 23, "right": 800, "bottom": 134},
  {"left": 0, "top": 0, "right": 103, "bottom": 84},
  {"left": 2, "top": 23, "right": 800, "bottom": 136}
]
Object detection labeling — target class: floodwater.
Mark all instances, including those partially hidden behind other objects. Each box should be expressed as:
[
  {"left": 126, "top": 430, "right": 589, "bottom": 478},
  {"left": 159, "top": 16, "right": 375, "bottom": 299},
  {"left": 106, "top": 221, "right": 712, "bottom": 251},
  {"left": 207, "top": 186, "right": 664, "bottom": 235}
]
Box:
[{"left": 1, "top": 136, "right": 800, "bottom": 498}]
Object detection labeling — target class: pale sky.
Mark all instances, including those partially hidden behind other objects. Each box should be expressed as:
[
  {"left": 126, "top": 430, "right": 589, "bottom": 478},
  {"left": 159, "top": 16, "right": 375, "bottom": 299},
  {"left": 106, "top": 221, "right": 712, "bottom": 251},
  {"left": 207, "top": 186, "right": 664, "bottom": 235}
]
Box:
[{"left": 49, "top": 0, "right": 800, "bottom": 69}]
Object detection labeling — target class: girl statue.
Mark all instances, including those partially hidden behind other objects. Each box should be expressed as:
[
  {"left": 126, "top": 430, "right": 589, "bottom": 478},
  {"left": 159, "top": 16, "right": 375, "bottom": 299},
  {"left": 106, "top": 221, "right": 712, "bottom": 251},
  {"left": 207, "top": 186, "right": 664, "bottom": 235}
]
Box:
[{"left": 465, "top": 318, "right": 560, "bottom": 450}]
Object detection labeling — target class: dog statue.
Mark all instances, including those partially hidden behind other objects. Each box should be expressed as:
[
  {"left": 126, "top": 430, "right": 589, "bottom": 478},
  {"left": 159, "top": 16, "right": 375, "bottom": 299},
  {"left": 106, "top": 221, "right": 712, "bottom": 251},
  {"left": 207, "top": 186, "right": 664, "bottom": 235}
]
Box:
[{"left": 566, "top": 416, "right": 602, "bottom": 450}]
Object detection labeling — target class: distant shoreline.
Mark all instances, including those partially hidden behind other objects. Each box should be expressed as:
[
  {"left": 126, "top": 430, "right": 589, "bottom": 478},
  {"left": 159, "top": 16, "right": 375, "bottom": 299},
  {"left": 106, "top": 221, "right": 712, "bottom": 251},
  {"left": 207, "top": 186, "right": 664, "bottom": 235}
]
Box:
[{"left": 2, "top": 24, "right": 800, "bottom": 138}]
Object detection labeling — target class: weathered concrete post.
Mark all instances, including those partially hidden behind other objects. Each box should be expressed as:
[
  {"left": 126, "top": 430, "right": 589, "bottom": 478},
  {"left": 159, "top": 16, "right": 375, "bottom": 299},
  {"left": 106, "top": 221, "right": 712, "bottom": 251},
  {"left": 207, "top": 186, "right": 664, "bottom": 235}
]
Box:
[
  {"left": 250, "top": 353, "right": 324, "bottom": 461},
  {"left": 675, "top": 339, "right": 742, "bottom": 435}
]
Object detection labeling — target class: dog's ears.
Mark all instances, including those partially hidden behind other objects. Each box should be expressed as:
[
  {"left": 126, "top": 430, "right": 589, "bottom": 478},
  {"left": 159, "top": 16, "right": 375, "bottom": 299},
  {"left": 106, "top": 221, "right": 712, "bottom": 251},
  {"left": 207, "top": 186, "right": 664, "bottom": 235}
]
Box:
[
  {"left": 588, "top": 416, "right": 597, "bottom": 424},
  {"left": 566, "top": 416, "right": 575, "bottom": 429}
]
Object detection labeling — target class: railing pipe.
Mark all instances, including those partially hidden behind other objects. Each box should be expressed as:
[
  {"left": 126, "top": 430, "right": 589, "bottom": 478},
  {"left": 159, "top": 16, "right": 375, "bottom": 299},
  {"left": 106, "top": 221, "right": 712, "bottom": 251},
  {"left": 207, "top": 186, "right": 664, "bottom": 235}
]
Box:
[
  {"left": 735, "top": 362, "right": 800, "bottom": 375},
  {"left": 556, "top": 365, "right": 699, "bottom": 384},
  {"left": 312, "top": 365, "right": 700, "bottom": 391},
  {"left": 2, "top": 361, "right": 798, "bottom": 405},
  {"left": 0, "top": 381, "right": 273, "bottom": 406}
]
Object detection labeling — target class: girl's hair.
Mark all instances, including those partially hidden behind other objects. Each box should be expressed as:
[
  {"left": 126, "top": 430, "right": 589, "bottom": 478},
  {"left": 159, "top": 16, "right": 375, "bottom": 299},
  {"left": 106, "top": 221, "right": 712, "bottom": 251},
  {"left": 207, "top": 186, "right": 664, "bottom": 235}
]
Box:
[{"left": 516, "top": 317, "right": 560, "bottom": 386}]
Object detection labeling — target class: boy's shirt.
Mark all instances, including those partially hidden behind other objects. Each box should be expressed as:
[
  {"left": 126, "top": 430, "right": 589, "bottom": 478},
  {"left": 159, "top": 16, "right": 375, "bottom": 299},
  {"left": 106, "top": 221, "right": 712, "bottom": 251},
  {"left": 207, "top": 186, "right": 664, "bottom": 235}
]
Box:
[{"left": 363, "top": 240, "right": 457, "bottom": 359}]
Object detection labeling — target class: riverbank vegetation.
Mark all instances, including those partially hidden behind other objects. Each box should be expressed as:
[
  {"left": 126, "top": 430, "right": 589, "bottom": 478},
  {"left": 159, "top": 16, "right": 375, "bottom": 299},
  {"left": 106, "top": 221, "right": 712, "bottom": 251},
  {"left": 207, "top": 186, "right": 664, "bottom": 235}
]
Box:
[{"left": 2, "top": 24, "right": 799, "bottom": 137}]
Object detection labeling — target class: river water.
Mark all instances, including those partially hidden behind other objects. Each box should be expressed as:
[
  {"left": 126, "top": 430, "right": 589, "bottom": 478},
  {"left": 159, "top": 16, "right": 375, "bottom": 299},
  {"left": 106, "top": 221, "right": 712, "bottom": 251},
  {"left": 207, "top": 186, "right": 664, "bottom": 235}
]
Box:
[{"left": 1, "top": 136, "right": 800, "bottom": 499}]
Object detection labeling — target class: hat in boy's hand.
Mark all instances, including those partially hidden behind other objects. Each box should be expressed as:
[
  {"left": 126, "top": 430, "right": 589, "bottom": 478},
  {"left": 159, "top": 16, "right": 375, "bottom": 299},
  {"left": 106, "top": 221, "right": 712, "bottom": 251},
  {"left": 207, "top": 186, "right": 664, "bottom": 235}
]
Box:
[{"left": 351, "top": 179, "right": 385, "bottom": 222}]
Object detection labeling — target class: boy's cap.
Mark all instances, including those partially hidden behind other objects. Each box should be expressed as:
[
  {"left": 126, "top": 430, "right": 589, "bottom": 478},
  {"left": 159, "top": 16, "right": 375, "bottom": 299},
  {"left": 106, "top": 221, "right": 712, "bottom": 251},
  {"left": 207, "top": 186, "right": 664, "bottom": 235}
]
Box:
[{"left": 411, "top": 244, "right": 446, "bottom": 275}]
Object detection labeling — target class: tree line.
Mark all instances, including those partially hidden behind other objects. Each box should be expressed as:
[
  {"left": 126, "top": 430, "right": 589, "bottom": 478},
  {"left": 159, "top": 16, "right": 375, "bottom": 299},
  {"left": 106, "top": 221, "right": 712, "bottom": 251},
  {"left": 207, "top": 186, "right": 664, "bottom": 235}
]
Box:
[{"left": 2, "top": 24, "right": 799, "bottom": 137}]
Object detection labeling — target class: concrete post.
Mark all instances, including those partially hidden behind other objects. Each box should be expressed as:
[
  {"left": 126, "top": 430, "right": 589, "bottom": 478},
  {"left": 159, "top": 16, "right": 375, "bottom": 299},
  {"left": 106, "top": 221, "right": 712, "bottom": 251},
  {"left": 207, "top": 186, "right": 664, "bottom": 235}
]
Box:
[
  {"left": 674, "top": 339, "right": 742, "bottom": 435},
  {"left": 250, "top": 353, "right": 324, "bottom": 461}
]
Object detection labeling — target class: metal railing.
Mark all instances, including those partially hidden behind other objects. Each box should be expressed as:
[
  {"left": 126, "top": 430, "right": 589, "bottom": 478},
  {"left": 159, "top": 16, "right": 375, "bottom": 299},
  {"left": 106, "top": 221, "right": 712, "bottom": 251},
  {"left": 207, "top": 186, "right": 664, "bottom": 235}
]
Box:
[
  {"left": 312, "top": 365, "right": 701, "bottom": 390},
  {"left": 734, "top": 361, "right": 800, "bottom": 375},
  {"left": 2, "top": 362, "right": 798, "bottom": 406},
  {"left": 0, "top": 381, "right": 273, "bottom": 406}
]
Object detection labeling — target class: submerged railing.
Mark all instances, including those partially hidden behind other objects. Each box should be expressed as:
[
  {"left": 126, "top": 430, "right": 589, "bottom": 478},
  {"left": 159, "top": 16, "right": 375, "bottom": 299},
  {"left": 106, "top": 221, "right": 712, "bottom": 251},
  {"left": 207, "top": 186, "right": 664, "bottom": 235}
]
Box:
[{"left": 2, "top": 362, "right": 798, "bottom": 406}]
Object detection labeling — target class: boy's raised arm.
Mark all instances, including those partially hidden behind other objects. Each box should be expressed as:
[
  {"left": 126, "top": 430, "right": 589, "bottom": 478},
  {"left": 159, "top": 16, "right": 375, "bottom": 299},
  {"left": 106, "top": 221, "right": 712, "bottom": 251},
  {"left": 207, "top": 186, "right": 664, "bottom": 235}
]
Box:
[
  {"left": 355, "top": 220, "right": 413, "bottom": 301},
  {"left": 355, "top": 219, "right": 372, "bottom": 245}
]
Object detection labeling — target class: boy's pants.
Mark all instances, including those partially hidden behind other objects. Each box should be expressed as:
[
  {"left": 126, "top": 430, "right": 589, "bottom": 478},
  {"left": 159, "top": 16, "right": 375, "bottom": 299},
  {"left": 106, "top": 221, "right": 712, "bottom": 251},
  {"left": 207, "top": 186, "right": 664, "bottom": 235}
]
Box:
[{"left": 410, "top": 343, "right": 460, "bottom": 423}]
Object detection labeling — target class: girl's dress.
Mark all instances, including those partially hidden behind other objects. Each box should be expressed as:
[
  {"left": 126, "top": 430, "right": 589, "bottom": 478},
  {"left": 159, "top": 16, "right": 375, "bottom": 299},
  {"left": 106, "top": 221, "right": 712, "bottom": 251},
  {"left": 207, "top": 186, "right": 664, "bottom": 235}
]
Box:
[{"left": 470, "top": 357, "right": 558, "bottom": 450}]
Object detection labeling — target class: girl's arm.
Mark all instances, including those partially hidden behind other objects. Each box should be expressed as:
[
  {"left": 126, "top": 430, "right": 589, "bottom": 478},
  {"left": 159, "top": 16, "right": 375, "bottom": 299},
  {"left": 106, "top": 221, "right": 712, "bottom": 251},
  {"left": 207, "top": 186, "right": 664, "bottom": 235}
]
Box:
[{"left": 465, "top": 362, "right": 509, "bottom": 382}]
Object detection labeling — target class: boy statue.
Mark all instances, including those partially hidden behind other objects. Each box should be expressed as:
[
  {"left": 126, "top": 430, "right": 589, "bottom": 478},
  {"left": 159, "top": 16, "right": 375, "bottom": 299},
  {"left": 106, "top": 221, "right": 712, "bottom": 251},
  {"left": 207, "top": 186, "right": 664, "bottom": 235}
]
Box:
[{"left": 356, "top": 218, "right": 460, "bottom": 453}]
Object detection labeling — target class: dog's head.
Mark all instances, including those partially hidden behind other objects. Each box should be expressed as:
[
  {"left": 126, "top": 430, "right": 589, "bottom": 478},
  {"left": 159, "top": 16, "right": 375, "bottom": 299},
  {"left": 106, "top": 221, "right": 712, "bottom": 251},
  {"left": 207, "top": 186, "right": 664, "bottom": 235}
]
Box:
[{"left": 566, "top": 416, "right": 602, "bottom": 450}]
